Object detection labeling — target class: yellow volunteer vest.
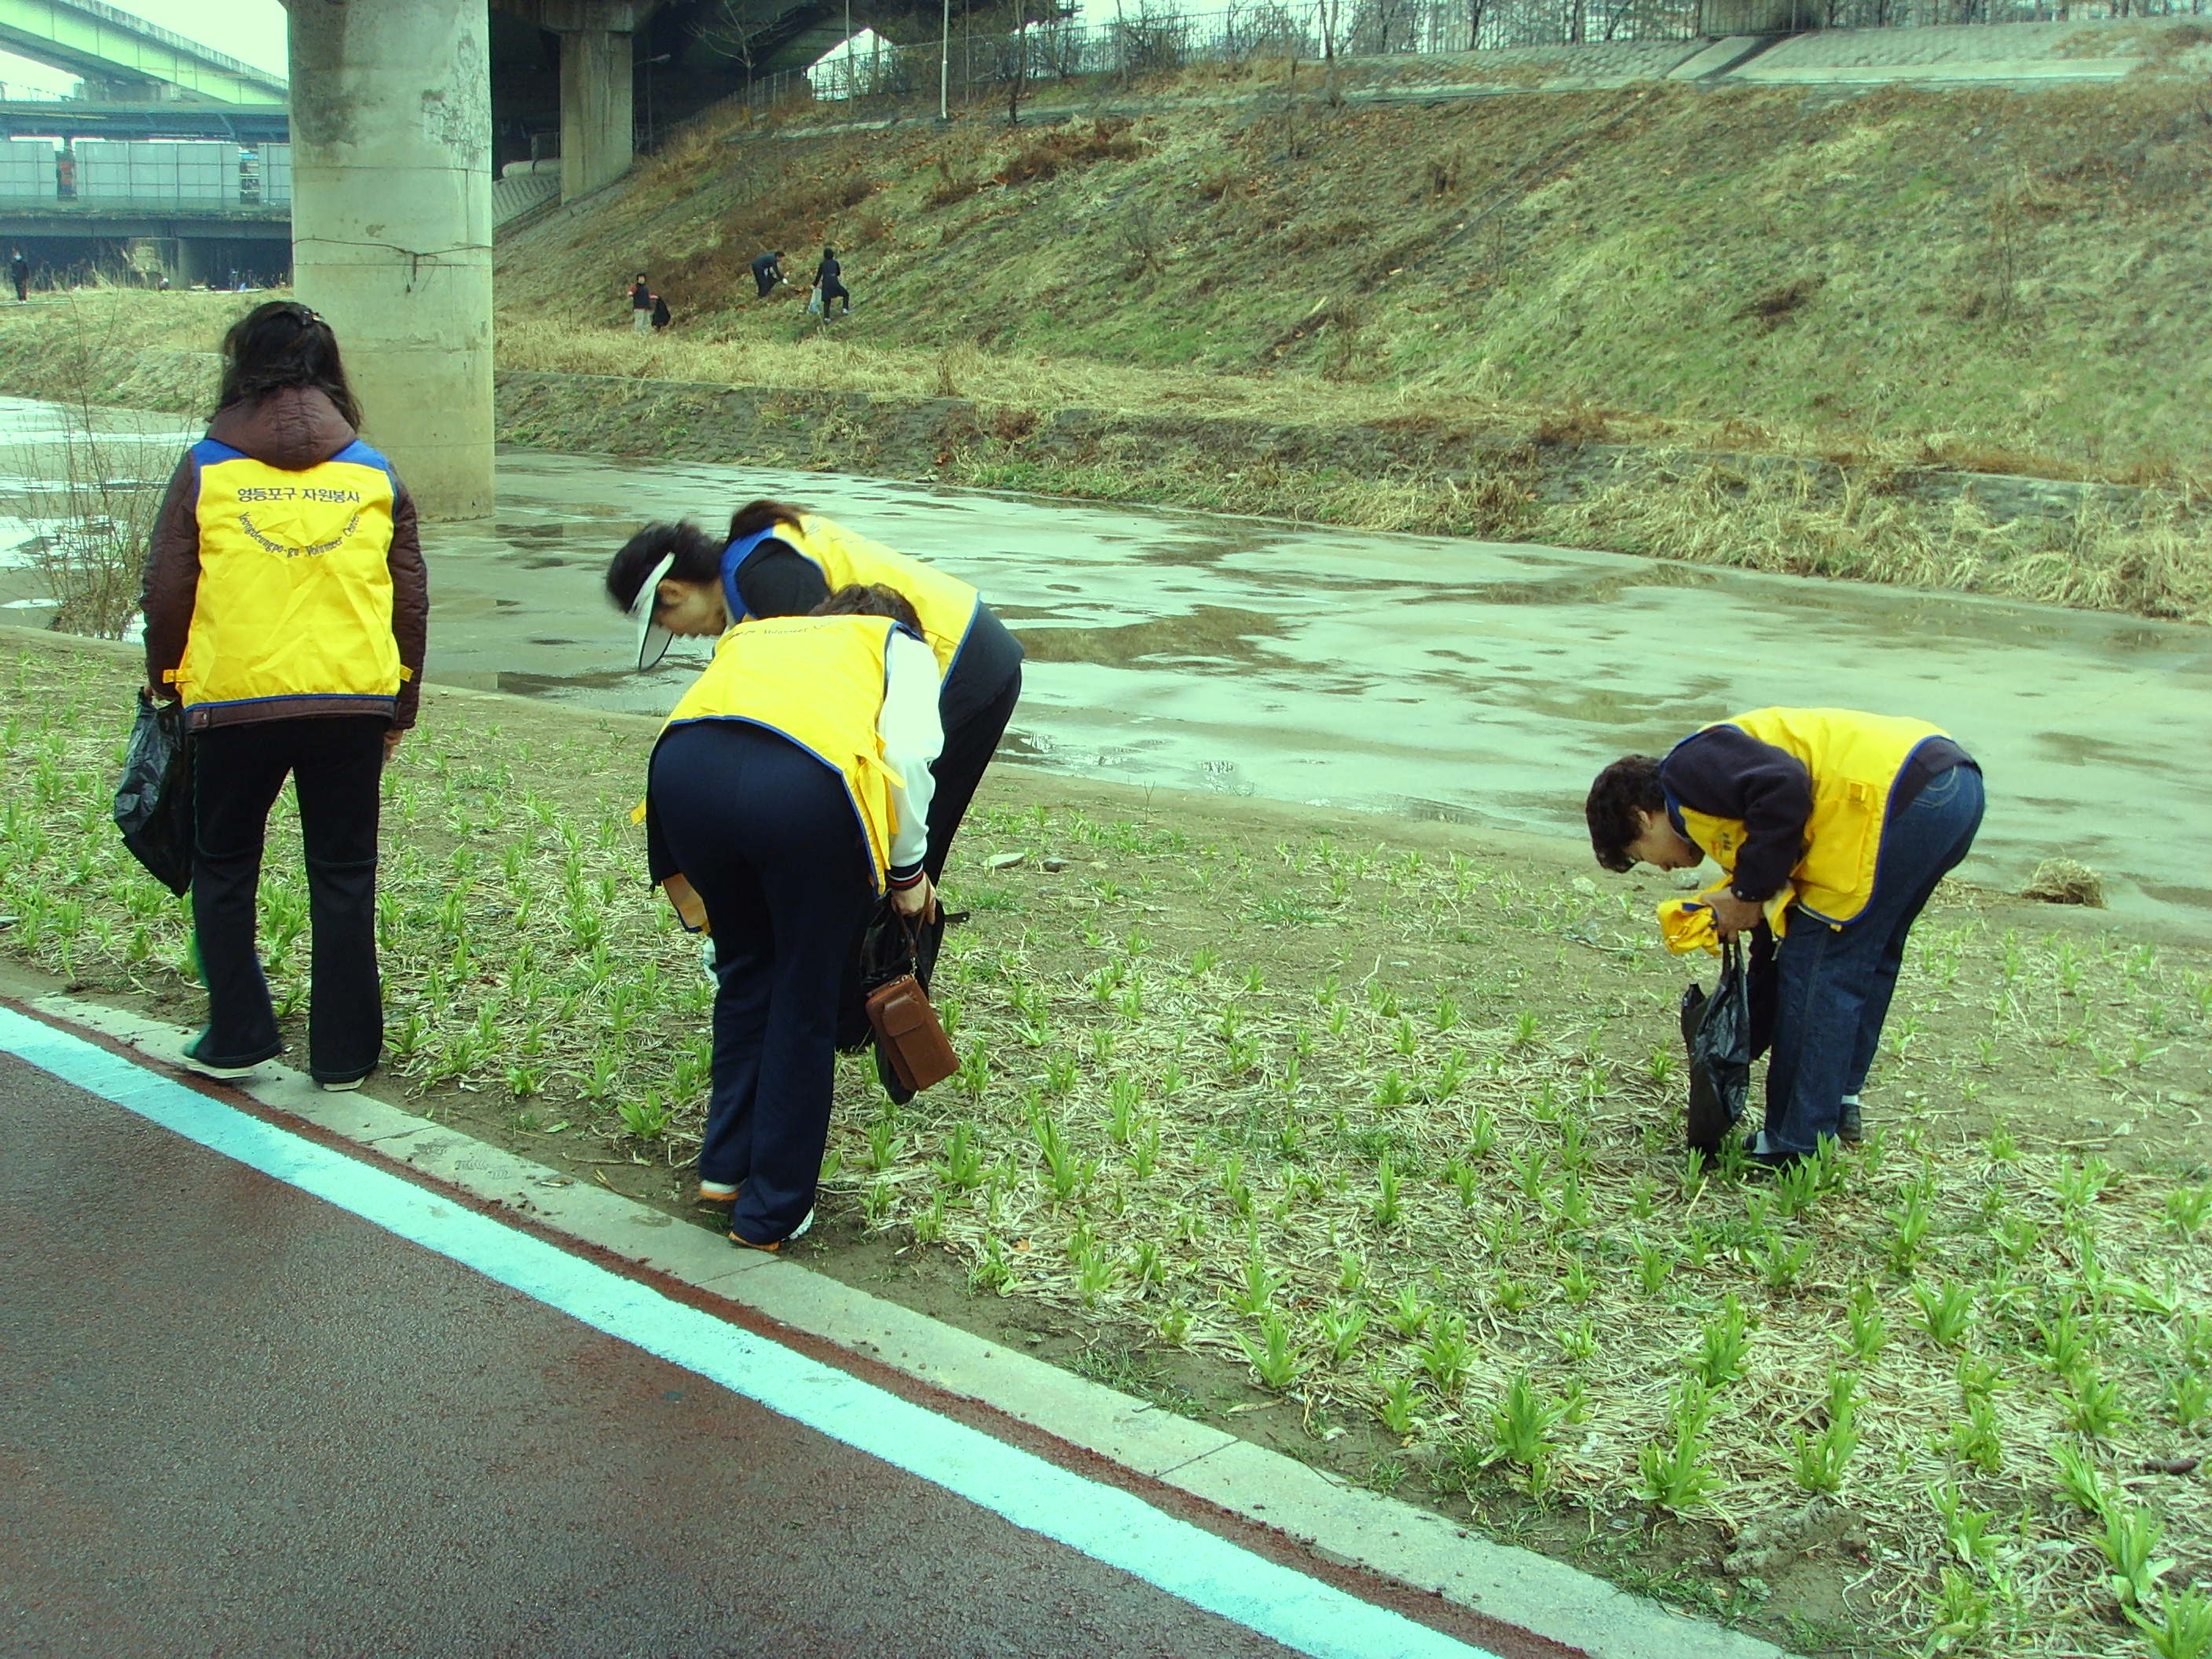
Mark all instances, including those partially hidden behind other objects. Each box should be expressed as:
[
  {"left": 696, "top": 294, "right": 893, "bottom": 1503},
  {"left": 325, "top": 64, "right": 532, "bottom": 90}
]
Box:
[
  {"left": 1672, "top": 707, "right": 1951, "bottom": 927},
  {"left": 736, "top": 515, "right": 978, "bottom": 677},
  {"left": 660, "top": 613, "right": 906, "bottom": 891},
  {"left": 174, "top": 442, "right": 403, "bottom": 713}
]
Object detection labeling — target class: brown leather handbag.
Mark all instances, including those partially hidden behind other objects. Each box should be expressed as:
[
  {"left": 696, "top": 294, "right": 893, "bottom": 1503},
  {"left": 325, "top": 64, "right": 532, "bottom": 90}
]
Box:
[{"left": 864, "top": 917, "right": 957, "bottom": 1093}]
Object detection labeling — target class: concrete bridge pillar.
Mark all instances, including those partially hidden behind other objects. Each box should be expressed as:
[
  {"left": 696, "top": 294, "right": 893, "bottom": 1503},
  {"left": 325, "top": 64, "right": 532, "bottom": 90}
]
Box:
[
  {"left": 173, "top": 238, "right": 215, "bottom": 288},
  {"left": 558, "top": 21, "right": 635, "bottom": 201},
  {"left": 287, "top": 0, "right": 495, "bottom": 520}
]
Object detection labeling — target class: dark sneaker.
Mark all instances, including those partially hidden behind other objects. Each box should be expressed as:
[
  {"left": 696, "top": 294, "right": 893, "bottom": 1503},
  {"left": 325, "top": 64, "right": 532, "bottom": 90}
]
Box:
[
  {"left": 178, "top": 1032, "right": 277, "bottom": 1081},
  {"left": 1837, "top": 1097, "right": 1862, "bottom": 1145},
  {"left": 1741, "top": 1129, "right": 1805, "bottom": 1176}
]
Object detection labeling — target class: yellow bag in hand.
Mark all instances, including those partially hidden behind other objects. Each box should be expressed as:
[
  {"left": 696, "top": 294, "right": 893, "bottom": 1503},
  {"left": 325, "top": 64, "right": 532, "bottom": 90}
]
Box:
[{"left": 1657, "top": 881, "right": 1791, "bottom": 955}]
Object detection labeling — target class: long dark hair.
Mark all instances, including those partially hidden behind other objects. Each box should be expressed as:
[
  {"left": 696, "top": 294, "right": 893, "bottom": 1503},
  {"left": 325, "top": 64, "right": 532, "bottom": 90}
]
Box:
[
  {"left": 215, "top": 301, "right": 361, "bottom": 429},
  {"left": 604, "top": 519, "right": 721, "bottom": 613},
  {"left": 727, "top": 498, "right": 808, "bottom": 543}
]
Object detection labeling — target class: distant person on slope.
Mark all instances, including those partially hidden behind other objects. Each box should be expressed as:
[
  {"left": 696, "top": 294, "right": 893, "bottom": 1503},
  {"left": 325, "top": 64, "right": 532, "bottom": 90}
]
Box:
[
  {"left": 813, "top": 247, "right": 851, "bottom": 318},
  {"left": 141, "top": 301, "right": 429, "bottom": 1093},
  {"left": 751, "top": 250, "right": 786, "bottom": 298},
  {"left": 9, "top": 249, "right": 27, "bottom": 302},
  {"left": 628, "top": 270, "right": 652, "bottom": 333}
]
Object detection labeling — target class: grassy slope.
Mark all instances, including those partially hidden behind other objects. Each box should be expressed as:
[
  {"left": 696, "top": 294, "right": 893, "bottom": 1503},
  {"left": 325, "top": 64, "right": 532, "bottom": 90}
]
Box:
[{"left": 499, "top": 59, "right": 2212, "bottom": 479}]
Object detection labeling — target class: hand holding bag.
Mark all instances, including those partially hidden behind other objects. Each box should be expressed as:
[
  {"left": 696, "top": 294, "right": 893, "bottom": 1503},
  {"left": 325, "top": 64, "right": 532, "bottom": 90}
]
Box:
[
  {"left": 864, "top": 914, "right": 957, "bottom": 1093},
  {"left": 113, "top": 690, "right": 194, "bottom": 895},
  {"left": 1679, "top": 937, "right": 1752, "bottom": 1157}
]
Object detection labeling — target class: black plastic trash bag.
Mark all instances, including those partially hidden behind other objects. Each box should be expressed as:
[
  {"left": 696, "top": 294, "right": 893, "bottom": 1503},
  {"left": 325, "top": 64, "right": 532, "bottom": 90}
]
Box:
[
  {"left": 1679, "top": 937, "right": 1751, "bottom": 1156},
  {"left": 837, "top": 901, "right": 952, "bottom": 1054},
  {"left": 837, "top": 901, "right": 961, "bottom": 1106},
  {"left": 113, "top": 690, "right": 195, "bottom": 895}
]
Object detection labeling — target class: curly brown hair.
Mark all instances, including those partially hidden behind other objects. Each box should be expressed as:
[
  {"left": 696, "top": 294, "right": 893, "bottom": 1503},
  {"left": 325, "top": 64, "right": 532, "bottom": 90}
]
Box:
[{"left": 1586, "top": 756, "right": 1667, "bottom": 873}]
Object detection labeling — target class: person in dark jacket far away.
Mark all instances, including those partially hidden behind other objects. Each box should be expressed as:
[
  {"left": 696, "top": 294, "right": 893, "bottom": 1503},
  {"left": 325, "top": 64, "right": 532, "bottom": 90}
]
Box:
[
  {"left": 1586, "top": 707, "right": 1982, "bottom": 1170},
  {"left": 629, "top": 270, "right": 651, "bottom": 332},
  {"left": 751, "top": 250, "right": 786, "bottom": 297},
  {"left": 9, "top": 249, "right": 27, "bottom": 302},
  {"left": 814, "top": 247, "right": 850, "bottom": 317},
  {"left": 141, "top": 300, "right": 430, "bottom": 1093},
  {"left": 651, "top": 291, "right": 672, "bottom": 331}
]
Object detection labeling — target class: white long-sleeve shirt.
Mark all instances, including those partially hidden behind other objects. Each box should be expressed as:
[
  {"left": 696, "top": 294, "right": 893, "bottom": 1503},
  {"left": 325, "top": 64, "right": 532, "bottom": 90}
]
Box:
[{"left": 878, "top": 630, "right": 943, "bottom": 881}]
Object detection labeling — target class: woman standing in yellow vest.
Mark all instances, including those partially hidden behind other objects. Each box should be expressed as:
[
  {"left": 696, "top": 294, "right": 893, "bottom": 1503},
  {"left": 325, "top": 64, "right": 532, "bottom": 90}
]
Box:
[
  {"left": 644, "top": 584, "right": 943, "bottom": 1251},
  {"left": 141, "top": 301, "right": 428, "bottom": 1090},
  {"left": 1585, "top": 708, "right": 1983, "bottom": 1169},
  {"left": 606, "top": 498, "right": 1021, "bottom": 894}
]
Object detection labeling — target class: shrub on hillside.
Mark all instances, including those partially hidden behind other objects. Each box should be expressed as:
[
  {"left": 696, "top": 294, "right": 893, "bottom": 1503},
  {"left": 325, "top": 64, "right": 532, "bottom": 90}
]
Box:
[{"left": 1000, "top": 117, "right": 1141, "bottom": 186}]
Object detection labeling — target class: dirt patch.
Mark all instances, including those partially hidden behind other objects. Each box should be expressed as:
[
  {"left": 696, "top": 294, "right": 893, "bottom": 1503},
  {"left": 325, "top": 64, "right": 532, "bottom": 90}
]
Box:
[
  {"left": 1738, "top": 276, "right": 1824, "bottom": 332},
  {"left": 5, "top": 628, "right": 2207, "bottom": 1659},
  {"left": 1000, "top": 116, "right": 1144, "bottom": 185},
  {"left": 1010, "top": 605, "right": 1284, "bottom": 665}
]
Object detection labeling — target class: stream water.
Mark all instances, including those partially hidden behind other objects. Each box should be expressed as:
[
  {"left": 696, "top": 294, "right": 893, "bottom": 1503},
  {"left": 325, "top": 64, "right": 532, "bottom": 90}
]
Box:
[{"left": 5, "top": 400, "right": 2207, "bottom": 931}]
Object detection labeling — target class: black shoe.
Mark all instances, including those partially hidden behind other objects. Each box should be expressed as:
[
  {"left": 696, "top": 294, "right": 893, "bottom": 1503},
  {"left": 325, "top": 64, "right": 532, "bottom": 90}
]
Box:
[
  {"left": 1741, "top": 1130, "right": 1805, "bottom": 1175},
  {"left": 1837, "top": 1097, "right": 1862, "bottom": 1145},
  {"left": 178, "top": 1031, "right": 280, "bottom": 1079}
]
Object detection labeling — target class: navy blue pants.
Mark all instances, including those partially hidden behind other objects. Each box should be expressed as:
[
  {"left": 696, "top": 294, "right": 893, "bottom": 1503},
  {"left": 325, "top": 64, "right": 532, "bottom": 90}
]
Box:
[
  {"left": 1763, "top": 764, "right": 1985, "bottom": 1155},
  {"left": 650, "top": 723, "right": 875, "bottom": 1246},
  {"left": 192, "top": 715, "right": 386, "bottom": 1082},
  {"left": 925, "top": 663, "right": 1020, "bottom": 883}
]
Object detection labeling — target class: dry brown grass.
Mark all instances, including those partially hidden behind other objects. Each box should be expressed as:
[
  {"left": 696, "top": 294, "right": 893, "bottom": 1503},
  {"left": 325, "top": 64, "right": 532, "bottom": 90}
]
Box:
[
  {"left": 1540, "top": 460, "right": 2212, "bottom": 624},
  {"left": 8, "top": 295, "right": 2207, "bottom": 631},
  {"left": 999, "top": 115, "right": 1143, "bottom": 185}
]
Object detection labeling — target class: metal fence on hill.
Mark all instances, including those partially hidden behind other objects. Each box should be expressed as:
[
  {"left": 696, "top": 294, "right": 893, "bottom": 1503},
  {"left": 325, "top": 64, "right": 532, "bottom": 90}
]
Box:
[{"left": 744, "top": 0, "right": 2208, "bottom": 112}]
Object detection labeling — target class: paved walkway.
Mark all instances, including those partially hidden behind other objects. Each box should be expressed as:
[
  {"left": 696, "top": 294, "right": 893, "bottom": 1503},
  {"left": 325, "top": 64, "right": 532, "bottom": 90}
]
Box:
[{"left": 0, "top": 1034, "right": 1557, "bottom": 1659}]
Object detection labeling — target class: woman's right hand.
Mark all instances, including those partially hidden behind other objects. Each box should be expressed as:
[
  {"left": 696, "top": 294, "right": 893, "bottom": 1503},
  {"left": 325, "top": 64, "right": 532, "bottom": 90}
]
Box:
[{"left": 890, "top": 874, "right": 936, "bottom": 922}]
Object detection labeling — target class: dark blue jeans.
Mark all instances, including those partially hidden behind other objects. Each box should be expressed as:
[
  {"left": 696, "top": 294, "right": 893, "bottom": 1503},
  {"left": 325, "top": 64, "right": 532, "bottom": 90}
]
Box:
[
  {"left": 650, "top": 723, "right": 874, "bottom": 1247},
  {"left": 1763, "top": 764, "right": 1985, "bottom": 1155}
]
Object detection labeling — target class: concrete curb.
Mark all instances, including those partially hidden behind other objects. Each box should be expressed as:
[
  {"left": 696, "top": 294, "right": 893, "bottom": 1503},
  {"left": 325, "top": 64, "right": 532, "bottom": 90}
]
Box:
[{"left": 16, "top": 981, "right": 1794, "bottom": 1659}]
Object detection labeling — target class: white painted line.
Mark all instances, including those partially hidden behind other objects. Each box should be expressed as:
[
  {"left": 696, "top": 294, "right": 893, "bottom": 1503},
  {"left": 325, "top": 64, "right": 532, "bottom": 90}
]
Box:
[{"left": 0, "top": 1006, "right": 1501, "bottom": 1659}]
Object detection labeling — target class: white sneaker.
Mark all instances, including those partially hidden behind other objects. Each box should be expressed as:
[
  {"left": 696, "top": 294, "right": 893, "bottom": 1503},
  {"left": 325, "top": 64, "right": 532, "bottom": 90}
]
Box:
[
  {"left": 175, "top": 1036, "right": 265, "bottom": 1081},
  {"left": 731, "top": 1207, "right": 815, "bottom": 1252}
]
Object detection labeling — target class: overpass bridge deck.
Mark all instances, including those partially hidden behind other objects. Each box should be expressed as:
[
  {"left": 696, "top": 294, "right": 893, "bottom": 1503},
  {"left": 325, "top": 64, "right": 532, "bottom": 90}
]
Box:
[{"left": 0, "top": 0, "right": 285, "bottom": 104}]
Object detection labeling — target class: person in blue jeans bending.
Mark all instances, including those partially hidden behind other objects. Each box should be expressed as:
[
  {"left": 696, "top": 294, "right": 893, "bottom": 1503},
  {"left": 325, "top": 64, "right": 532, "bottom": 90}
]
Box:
[{"left": 1585, "top": 708, "right": 1984, "bottom": 1169}]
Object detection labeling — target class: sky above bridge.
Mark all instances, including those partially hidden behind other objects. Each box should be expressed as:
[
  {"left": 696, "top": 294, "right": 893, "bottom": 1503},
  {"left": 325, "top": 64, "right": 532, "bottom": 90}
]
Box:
[{"left": 0, "top": 0, "right": 284, "bottom": 99}]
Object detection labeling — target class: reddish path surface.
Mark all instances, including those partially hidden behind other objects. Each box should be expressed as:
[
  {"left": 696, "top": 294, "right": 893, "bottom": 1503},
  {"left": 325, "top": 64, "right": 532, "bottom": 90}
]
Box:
[{"left": 0, "top": 1052, "right": 1313, "bottom": 1659}]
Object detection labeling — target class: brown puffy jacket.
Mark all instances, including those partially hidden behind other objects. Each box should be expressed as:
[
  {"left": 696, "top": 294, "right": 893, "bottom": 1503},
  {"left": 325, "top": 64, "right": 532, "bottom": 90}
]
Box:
[{"left": 140, "top": 386, "right": 429, "bottom": 731}]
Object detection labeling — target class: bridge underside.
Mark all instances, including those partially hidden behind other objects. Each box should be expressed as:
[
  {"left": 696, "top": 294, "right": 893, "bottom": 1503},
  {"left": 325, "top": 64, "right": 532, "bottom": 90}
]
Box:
[
  {"left": 489, "top": 0, "right": 1002, "bottom": 174},
  {"left": 0, "top": 0, "right": 286, "bottom": 104}
]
